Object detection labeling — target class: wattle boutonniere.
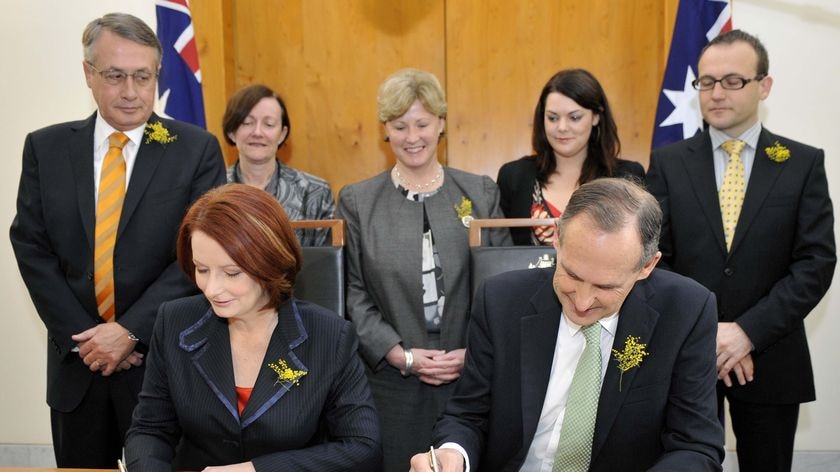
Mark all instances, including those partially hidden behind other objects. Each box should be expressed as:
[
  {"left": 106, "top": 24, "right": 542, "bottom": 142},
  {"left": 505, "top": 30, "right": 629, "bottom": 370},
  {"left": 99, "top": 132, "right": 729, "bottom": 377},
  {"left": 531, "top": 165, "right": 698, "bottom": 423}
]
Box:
[
  {"left": 612, "top": 335, "right": 649, "bottom": 391},
  {"left": 267, "top": 357, "right": 307, "bottom": 389},
  {"left": 454, "top": 196, "right": 474, "bottom": 228},
  {"left": 144, "top": 121, "right": 178, "bottom": 145},
  {"left": 765, "top": 141, "right": 790, "bottom": 163}
]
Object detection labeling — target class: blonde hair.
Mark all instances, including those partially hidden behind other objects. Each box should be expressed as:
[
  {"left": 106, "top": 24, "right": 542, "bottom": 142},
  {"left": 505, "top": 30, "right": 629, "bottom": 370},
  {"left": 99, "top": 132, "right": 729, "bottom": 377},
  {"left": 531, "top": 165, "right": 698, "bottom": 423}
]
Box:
[{"left": 377, "top": 68, "right": 447, "bottom": 122}]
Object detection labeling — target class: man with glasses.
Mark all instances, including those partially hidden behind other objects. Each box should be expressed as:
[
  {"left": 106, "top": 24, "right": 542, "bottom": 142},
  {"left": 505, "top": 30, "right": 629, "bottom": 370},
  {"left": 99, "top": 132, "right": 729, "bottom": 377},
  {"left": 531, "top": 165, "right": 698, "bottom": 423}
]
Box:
[
  {"left": 10, "top": 12, "right": 224, "bottom": 468},
  {"left": 648, "top": 29, "right": 835, "bottom": 472}
]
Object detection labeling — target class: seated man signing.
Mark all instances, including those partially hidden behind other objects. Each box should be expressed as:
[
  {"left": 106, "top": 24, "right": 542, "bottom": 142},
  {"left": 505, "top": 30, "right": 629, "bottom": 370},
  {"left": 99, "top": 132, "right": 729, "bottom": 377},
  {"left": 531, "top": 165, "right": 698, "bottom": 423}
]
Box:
[{"left": 410, "top": 178, "right": 724, "bottom": 472}]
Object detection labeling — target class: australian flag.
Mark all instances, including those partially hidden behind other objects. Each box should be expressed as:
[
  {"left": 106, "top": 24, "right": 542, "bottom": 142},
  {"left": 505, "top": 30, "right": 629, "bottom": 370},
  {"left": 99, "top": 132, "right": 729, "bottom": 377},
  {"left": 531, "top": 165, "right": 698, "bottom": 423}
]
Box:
[
  {"left": 156, "top": 0, "right": 206, "bottom": 128},
  {"left": 651, "top": 0, "right": 731, "bottom": 149}
]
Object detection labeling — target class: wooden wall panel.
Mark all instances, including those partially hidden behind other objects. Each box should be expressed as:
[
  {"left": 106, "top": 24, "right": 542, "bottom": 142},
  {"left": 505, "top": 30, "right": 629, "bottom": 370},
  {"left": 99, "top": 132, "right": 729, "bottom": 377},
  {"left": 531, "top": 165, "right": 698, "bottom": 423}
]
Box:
[
  {"left": 193, "top": 0, "right": 679, "bottom": 193},
  {"left": 191, "top": 0, "right": 235, "bottom": 164},
  {"left": 230, "top": 0, "right": 445, "bottom": 190},
  {"left": 446, "top": 0, "right": 670, "bottom": 179}
]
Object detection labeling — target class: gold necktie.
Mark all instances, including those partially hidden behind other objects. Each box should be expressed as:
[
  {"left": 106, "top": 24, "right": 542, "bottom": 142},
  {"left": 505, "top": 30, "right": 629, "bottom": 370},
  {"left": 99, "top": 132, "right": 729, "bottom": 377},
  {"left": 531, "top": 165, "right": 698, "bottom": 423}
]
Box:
[
  {"left": 95, "top": 132, "right": 129, "bottom": 321},
  {"left": 719, "top": 139, "right": 746, "bottom": 251}
]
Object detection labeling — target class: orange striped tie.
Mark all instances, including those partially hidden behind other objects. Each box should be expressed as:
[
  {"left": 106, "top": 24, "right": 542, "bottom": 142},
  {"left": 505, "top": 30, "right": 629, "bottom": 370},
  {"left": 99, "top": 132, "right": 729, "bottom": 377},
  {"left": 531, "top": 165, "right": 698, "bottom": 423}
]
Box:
[{"left": 95, "top": 131, "right": 129, "bottom": 321}]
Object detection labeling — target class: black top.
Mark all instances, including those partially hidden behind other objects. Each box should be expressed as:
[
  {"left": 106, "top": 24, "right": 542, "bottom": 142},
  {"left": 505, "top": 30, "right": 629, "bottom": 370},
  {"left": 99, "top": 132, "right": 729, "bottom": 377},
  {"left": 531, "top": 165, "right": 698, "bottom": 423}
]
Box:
[{"left": 496, "top": 156, "right": 646, "bottom": 245}]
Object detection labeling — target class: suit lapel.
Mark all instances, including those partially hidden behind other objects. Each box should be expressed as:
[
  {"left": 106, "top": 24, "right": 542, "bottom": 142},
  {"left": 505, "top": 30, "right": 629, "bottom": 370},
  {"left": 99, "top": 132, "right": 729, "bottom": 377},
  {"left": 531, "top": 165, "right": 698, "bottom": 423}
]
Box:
[
  {"left": 729, "top": 129, "right": 784, "bottom": 254},
  {"left": 119, "top": 114, "right": 165, "bottom": 237},
  {"left": 179, "top": 308, "right": 239, "bottom": 422},
  {"left": 70, "top": 114, "right": 97, "bottom": 249},
  {"left": 591, "top": 278, "right": 660, "bottom": 459},
  {"left": 520, "top": 277, "right": 563, "bottom": 456},
  {"left": 681, "top": 132, "right": 727, "bottom": 252},
  {"left": 240, "top": 299, "right": 309, "bottom": 428}
]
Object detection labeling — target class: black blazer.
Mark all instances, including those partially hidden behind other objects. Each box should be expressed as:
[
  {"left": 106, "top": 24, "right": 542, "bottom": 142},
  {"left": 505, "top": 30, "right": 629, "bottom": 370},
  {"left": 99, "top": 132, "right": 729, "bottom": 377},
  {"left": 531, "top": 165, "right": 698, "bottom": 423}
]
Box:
[
  {"left": 125, "top": 296, "right": 381, "bottom": 472},
  {"left": 647, "top": 128, "right": 835, "bottom": 404},
  {"left": 496, "top": 156, "right": 645, "bottom": 245},
  {"left": 9, "top": 113, "right": 226, "bottom": 412},
  {"left": 433, "top": 268, "right": 724, "bottom": 472}
]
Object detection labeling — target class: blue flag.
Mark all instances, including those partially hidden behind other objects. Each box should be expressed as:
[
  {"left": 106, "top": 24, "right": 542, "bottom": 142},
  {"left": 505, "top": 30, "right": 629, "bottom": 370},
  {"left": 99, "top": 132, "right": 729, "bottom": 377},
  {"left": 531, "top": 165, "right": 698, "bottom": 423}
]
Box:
[
  {"left": 155, "top": 0, "right": 206, "bottom": 128},
  {"left": 652, "top": 0, "right": 731, "bottom": 149}
]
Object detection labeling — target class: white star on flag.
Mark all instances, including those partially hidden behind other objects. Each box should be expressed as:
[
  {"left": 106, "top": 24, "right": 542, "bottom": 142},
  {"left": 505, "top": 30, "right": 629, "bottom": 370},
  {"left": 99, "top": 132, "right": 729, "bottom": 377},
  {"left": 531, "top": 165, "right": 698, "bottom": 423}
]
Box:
[
  {"left": 658, "top": 66, "right": 703, "bottom": 139},
  {"left": 155, "top": 89, "right": 174, "bottom": 120}
]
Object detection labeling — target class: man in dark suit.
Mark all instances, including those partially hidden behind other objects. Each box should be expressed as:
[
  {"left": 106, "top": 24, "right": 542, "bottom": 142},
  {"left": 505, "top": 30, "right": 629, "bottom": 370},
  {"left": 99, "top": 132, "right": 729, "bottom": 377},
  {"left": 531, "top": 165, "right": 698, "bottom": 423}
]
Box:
[
  {"left": 410, "top": 178, "right": 724, "bottom": 472},
  {"left": 9, "top": 13, "right": 225, "bottom": 469},
  {"left": 646, "top": 29, "right": 835, "bottom": 472}
]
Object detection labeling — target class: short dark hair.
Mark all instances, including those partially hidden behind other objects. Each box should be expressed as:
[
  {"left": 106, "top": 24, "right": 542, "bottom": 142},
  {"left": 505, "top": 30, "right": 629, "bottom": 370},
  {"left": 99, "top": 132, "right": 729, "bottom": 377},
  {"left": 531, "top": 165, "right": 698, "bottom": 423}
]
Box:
[
  {"left": 701, "top": 29, "right": 769, "bottom": 76},
  {"left": 82, "top": 13, "right": 162, "bottom": 65},
  {"left": 222, "top": 84, "right": 291, "bottom": 146},
  {"left": 558, "top": 178, "right": 661, "bottom": 270},
  {"left": 177, "top": 184, "right": 302, "bottom": 309},
  {"left": 531, "top": 69, "right": 621, "bottom": 186}
]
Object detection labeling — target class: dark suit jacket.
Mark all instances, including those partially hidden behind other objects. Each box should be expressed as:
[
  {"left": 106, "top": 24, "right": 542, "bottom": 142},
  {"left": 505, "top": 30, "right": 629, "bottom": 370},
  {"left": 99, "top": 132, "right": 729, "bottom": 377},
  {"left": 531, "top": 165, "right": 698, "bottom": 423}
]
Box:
[
  {"left": 497, "top": 156, "right": 646, "bottom": 245},
  {"left": 9, "top": 113, "right": 226, "bottom": 411},
  {"left": 124, "top": 296, "right": 381, "bottom": 472},
  {"left": 433, "top": 268, "right": 724, "bottom": 472},
  {"left": 647, "top": 128, "right": 835, "bottom": 404}
]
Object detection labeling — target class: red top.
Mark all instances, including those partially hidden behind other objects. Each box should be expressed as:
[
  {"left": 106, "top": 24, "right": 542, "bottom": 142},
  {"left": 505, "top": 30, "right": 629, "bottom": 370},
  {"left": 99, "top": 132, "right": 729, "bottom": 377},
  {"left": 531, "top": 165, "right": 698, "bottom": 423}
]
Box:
[{"left": 235, "top": 386, "right": 253, "bottom": 415}]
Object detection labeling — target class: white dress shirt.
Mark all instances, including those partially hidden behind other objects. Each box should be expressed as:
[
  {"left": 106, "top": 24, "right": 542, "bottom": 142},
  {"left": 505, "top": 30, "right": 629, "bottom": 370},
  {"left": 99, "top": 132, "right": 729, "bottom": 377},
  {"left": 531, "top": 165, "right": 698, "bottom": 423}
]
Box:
[{"left": 442, "top": 311, "right": 619, "bottom": 472}]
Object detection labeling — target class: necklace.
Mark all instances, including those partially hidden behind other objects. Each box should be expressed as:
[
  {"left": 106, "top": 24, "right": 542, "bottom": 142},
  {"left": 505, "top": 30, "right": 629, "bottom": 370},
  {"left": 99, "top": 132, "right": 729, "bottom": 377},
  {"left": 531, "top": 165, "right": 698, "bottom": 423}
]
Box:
[{"left": 393, "top": 165, "right": 443, "bottom": 192}]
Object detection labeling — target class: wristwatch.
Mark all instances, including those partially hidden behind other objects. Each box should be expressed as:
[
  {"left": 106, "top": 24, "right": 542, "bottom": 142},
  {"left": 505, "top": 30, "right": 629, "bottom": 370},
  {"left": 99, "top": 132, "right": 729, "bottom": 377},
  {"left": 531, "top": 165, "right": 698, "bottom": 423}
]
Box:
[{"left": 127, "top": 331, "right": 140, "bottom": 342}]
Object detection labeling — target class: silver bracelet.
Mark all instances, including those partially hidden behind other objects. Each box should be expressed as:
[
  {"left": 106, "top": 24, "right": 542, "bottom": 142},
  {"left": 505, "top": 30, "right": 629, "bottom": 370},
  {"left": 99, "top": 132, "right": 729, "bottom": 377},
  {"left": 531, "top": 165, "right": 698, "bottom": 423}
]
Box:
[{"left": 401, "top": 348, "right": 414, "bottom": 377}]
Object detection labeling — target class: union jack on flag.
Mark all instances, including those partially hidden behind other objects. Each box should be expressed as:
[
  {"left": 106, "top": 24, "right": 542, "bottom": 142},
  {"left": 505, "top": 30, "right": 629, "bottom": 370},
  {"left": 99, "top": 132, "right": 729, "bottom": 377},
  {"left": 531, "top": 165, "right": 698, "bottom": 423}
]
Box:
[
  {"left": 651, "top": 0, "right": 732, "bottom": 149},
  {"left": 155, "top": 0, "right": 206, "bottom": 128}
]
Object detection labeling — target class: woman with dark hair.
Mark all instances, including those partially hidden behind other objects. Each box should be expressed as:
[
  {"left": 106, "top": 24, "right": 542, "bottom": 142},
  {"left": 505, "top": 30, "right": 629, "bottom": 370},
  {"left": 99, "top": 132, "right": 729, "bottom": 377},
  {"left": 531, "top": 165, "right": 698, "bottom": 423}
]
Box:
[
  {"left": 223, "top": 84, "right": 335, "bottom": 246},
  {"left": 125, "top": 184, "right": 380, "bottom": 472},
  {"left": 497, "top": 69, "right": 645, "bottom": 245}
]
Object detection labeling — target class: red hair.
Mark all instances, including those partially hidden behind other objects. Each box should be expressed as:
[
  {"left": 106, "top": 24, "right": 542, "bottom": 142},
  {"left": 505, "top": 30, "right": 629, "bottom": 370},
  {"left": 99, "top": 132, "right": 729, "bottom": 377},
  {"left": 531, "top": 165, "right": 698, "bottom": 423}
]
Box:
[{"left": 177, "top": 183, "right": 302, "bottom": 309}]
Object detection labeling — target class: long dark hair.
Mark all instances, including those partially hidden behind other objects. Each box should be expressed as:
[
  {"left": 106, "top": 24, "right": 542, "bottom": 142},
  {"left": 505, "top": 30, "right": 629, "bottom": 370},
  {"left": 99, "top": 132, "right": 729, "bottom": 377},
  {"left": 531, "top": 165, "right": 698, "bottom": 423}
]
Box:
[{"left": 531, "top": 69, "right": 621, "bottom": 186}]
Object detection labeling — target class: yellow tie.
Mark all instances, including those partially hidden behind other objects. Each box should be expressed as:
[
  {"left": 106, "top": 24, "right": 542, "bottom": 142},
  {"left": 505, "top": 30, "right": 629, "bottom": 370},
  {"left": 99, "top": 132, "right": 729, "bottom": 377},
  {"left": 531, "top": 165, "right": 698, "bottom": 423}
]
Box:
[
  {"left": 95, "top": 132, "right": 129, "bottom": 321},
  {"left": 719, "top": 139, "right": 746, "bottom": 251}
]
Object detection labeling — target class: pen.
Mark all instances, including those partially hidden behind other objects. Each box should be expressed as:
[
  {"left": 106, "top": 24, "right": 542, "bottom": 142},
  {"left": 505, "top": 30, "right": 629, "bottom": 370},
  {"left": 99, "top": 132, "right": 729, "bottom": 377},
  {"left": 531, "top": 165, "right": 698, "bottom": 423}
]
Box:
[{"left": 429, "top": 446, "right": 440, "bottom": 472}]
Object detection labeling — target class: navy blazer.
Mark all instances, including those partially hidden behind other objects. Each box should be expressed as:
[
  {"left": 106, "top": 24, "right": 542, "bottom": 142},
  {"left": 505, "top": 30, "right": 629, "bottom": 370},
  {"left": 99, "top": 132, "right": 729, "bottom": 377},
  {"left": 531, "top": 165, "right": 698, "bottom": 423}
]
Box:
[
  {"left": 432, "top": 268, "right": 724, "bottom": 472},
  {"left": 496, "top": 156, "right": 645, "bottom": 245},
  {"left": 10, "top": 113, "right": 225, "bottom": 412},
  {"left": 647, "top": 128, "right": 835, "bottom": 403},
  {"left": 125, "top": 295, "right": 381, "bottom": 472}
]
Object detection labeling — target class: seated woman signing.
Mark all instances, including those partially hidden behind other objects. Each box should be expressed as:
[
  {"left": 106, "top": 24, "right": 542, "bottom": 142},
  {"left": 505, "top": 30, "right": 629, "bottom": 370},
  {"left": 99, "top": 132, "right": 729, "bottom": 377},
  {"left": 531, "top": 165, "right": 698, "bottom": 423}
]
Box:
[{"left": 125, "top": 183, "right": 380, "bottom": 472}]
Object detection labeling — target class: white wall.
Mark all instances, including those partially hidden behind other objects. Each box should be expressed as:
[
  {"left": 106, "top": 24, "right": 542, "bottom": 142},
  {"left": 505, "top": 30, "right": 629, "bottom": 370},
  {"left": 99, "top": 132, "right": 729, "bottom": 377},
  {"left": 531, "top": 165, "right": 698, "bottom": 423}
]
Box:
[{"left": 0, "top": 0, "right": 838, "bottom": 453}]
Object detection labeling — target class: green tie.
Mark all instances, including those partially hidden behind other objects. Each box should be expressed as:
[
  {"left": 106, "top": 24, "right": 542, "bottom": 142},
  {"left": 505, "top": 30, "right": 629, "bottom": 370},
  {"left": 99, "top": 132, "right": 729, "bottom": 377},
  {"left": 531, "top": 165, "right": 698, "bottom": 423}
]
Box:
[
  {"left": 553, "top": 323, "right": 602, "bottom": 472},
  {"left": 719, "top": 139, "right": 747, "bottom": 251}
]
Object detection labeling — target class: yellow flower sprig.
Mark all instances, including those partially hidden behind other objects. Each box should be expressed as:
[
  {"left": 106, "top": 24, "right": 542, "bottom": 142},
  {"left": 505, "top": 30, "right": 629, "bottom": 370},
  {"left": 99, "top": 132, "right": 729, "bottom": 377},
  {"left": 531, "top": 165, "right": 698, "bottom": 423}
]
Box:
[
  {"left": 144, "top": 121, "right": 178, "bottom": 145},
  {"left": 612, "top": 335, "right": 649, "bottom": 391},
  {"left": 765, "top": 141, "right": 790, "bottom": 163},
  {"left": 454, "top": 196, "right": 474, "bottom": 227},
  {"left": 267, "top": 358, "right": 307, "bottom": 388}
]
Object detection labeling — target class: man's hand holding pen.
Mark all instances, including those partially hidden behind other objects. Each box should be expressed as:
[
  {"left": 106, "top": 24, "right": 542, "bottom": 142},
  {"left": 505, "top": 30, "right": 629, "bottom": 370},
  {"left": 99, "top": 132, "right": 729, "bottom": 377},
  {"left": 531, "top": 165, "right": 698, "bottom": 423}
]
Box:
[{"left": 409, "top": 447, "right": 465, "bottom": 472}]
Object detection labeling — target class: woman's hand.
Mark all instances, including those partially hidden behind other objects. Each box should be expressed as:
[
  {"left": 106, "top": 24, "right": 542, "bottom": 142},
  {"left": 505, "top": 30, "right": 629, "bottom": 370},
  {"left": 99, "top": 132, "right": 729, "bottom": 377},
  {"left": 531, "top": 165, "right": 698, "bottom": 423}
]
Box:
[{"left": 415, "top": 348, "right": 465, "bottom": 386}]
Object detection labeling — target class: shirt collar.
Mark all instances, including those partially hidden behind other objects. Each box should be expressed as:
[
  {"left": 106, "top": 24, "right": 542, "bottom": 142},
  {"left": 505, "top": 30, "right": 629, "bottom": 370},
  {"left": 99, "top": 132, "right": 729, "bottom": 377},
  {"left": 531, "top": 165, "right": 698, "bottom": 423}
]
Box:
[
  {"left": 93, "top": 113, "right": 147, "bottom": 149},
  {"left": 563, "top": 311, "right": 620, "bottom": 338},
  {"left": 709, "top": 121, "right": 762, "bottom": 153}
]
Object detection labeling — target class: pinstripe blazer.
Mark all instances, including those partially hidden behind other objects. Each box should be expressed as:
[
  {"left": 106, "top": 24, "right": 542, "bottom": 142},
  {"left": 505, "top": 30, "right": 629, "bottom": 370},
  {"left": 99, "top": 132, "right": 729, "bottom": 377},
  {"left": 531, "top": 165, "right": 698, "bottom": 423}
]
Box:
[
  {"left": 337, "top": 167, "right": 512, "bottom": 369},
  {"left": 125, "top": 295, "right": 381, "bottom": 472}
]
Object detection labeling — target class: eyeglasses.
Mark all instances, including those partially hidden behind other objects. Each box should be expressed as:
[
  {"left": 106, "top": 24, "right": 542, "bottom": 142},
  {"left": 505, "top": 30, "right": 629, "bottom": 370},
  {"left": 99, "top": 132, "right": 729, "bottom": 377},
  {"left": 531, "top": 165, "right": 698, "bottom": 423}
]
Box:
[
  {"left": 692, "top": 74, "right": 766, "bottom": 91},
  {"left": 86, "top": 62, "right": 158, "bottom": 87}
]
